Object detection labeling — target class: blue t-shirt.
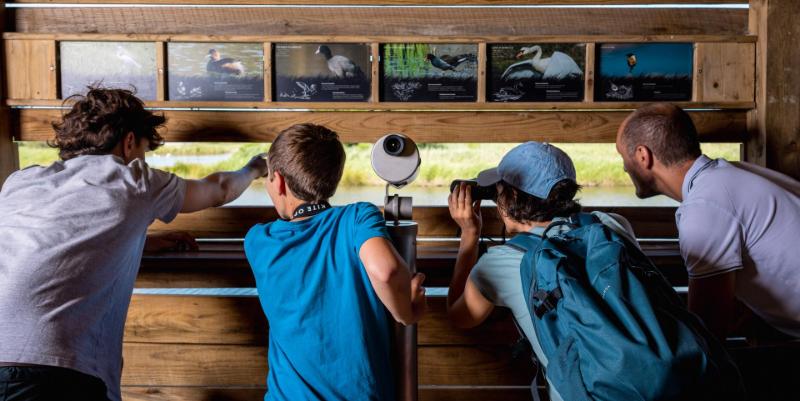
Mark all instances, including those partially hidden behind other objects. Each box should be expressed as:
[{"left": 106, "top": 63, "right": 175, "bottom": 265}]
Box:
[{"left": 244, "top": 202, "right": 395, "bottom": 401}]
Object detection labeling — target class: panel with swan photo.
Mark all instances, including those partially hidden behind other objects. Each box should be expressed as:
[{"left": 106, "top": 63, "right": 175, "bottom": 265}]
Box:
[
  {"left": 488, "top": 43, "right": 585, "bottom": 102},
  {"left": 60, "top": 41, "right": 157, "bottom": 100},
  {"left": 273, "top": 43, "right": 371, "bottom": 102},
  {"left": 381, "top": 43, "right": 478, "bottom": 102},
  {"left": 167, "top": 42, "right": 264, "bottom": 101},
  {"left": 595, "top": 43, "right": 693, "bottom": 102}
]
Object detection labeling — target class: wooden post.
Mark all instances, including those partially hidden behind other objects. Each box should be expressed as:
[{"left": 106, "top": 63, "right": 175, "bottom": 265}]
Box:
[
  {"left": 748, "top": 0, "right": 800, "bottom": 179},
  {"left": 0, "top": 2, "right": 19, "bottom": 189}
]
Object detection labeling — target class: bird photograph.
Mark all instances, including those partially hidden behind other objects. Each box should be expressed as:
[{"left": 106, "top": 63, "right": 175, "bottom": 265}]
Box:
[
  {"left": 489, "top": 43, "right": 585, "bottom": 102},
  {"left": 382, "top": 43, "right": 478, "bottom": 102},
  {"left": 59, "top": 41, "right": 158, "bottom": 101},
  {"left": 274, "top": 43, "right": 371, "bottom": 102},
  {"left": 626, "top": 53, "right": 638, "bottom": 73},
  {"left": 596, "top": 43, "right": 693, "bottom": 101},
  {"left": 315, "top": 45, "right": 365, "bottom": 79},
  {"left": 167, "top": 42, "right": 264, "bottom": 101},
  {"left": 206, "top": 49, "right": 245, "bottom": 76}
]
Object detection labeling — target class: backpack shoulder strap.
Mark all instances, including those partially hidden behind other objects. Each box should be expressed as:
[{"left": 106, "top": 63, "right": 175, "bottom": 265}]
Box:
[{"left": 506, "top": 231, "right": 542, "bottom": 254}]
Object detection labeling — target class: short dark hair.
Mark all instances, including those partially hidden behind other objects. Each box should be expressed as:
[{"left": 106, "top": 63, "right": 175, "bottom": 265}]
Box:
[
  {"left": 50, "top": 87, "right": 166, "bottom": 160},
  {"left": 495, "top": 179, "right": 582, "bottom": 223},
  {"left": 621, "top": 103, "right": 702, "bottom": 166},
  {"left": 268, "top": 124, "right": 345, "bottom": 202}
]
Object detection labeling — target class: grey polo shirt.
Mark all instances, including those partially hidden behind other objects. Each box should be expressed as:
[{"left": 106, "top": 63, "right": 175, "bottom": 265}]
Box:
[
  {"left": 677, "top": 155, "right": 800, "bottom": 337},
  {"left": 0, "top": 155, "right": 186, "bottom": 401}
]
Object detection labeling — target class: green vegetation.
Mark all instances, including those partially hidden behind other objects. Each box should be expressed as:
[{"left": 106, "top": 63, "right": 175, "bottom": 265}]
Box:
[{"left": 17, "top": 141, "right": 740, "bottom": 188}]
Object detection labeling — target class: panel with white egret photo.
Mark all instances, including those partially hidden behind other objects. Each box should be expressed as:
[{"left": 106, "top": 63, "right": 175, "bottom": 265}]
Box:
[
  {"left": 60, "top": 42, "right": 157, "bottom": 100},
  {"left": 381, "top": 43, "right": 478, "bottom": 102},
  {"left": 167, "top": 42, "right": 264, "bottom": 101},
  {"left": 595, "top": 43, "right": 693, "bottom": 102},
  {"left": 488, "top": 43, "right": 585, "bottom": 102},
  {"left": 273, "top": 43, "right": 371, "bottom": 102}
]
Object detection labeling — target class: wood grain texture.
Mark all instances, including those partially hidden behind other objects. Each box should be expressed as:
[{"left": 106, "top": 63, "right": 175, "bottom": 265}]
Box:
[
  {"left": 584, "top": 42, "right": 595, "bottom": 102},
  {"left": 119, "top": 342, "right": 532, "bottom": 386},
  {"left": 6, "top": 0, "right": 748, "bottom": 4},
  {"left": 11, "top": 7, "right": 748, "bottom": 36},
  {"left": 14, "top": 108, "right": 750, "bottom": 143},
  {"left": 123, "top": 294, "right": 520, "bottom": 346},
  {"left": 3, "top": 39, "right": 56, "bottom": 99},
  {"left": 746, "top": 0, "right": 767, "bottom": 166},
  {"left": 145, "top": 206, "right": 678, "bottom": 239},
  {"left": 3, "top": 32, "right": 758, "bottom": 44},
  {"left": 155, "top": 42, "right": 166, "bottom": 101},
  {"left": 696, "top": 42, "right": 755, "bottom": 103},
  {"left": 121, "top": 343, "right": 268, "bottom": 386},
  {"left": 121, "top": 386, "right": 534, "bottom": 401}
]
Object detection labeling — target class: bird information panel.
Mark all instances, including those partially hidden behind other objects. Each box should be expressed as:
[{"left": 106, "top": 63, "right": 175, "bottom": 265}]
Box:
[
  {"left": 167, "top": 42, "right": 264, "bottom": 101},
  {"left": 381, "top": 43, "right": 478, "bottom": 102},
  {"left": 273, "top": 43, "right": 371, "bottom": 102},
  {"left": 60, "top": 41, "right": 157, "bottom": 100},
  {"left": 595, "top": 43, "right": 693, "bottom": 102},
  {"left": 488, "top": 43, "right": 585, "bottom": 102}
]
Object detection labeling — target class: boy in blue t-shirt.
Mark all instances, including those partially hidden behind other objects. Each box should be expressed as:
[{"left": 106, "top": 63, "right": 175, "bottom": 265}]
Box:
[{"left": 244, "top": 123, "right": 426, "bottom": 401}]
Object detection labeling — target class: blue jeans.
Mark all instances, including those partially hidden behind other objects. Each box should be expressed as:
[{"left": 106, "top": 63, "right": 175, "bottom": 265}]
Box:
[{"left": 0, "top": 365, "right": 109, "bottom": 401}]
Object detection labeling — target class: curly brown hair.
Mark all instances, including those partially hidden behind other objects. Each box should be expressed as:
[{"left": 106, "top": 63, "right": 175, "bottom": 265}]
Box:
[{"left": 50, "top": 87, "right": 166, "bottom": 160}]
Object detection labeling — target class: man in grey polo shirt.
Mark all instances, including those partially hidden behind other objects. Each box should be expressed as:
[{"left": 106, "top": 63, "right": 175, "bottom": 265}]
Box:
[
  {"left": 616, "top": 103, "right": 800, "bottom": 340},
  {"left": 0, "top": 88, "right": 269, "bottom": 401}
]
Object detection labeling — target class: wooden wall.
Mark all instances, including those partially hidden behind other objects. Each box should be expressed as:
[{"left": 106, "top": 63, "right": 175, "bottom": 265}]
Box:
[{"left": 2, "top": 1, "right": 797, "bottom": 400}]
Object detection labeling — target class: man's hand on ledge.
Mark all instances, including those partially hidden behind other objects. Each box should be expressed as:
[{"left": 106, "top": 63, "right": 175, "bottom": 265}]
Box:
[{"left": 145, "top": 231, "right": 200, "bottom": 252}]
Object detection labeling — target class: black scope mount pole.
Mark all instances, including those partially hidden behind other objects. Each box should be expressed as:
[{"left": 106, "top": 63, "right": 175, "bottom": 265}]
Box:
[{"left": 384, "top": 184, "right": 418, "bottom": 401}]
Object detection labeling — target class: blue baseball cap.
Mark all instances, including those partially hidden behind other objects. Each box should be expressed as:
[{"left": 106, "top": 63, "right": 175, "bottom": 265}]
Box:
[{"left": 476, "top": 142, "right": 576, "bottom": 199}]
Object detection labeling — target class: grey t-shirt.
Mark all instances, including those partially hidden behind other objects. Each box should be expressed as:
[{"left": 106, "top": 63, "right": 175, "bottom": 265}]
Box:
[
  {"left": 469, "top": 212, "right": 638, "bottom": 401},
  {"left": 677, "top": 155, "right": 800, "bottom": 337},
  {"left": 0, "top": 155, "right": 185, "bottom": 401}
]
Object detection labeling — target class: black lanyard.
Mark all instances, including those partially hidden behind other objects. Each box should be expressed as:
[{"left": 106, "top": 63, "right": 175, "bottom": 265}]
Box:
[{"left": 291, "top": 202, "right": 331, "bottom": 220}]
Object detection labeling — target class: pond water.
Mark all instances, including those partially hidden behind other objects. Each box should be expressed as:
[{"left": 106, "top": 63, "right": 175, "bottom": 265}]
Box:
[
  {"left": 229, "top": 185, "right": 678, "bottom": 207},
  {"left": 148, "top": 153, "right": 234, "bottom": 167}
]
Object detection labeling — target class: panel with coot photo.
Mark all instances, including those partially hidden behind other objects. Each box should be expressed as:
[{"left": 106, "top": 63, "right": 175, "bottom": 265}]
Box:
[
  {"left": 595, "top": 43, "right": 693, "bottom": 101},
  {"left": 488, "top": 43, "right": 585, "bottom": 102},
  {"left": 60, "top": 42, "right": 157, "bottom": 100},
  {"left": 273, "top": 43, "right": 371, "bottom": 102},
  {"left": 167, "top": 42, "right": 264, "bottom": 101},
  {"left": 381, "top": 43, "right": 478, "bottom": 102}
]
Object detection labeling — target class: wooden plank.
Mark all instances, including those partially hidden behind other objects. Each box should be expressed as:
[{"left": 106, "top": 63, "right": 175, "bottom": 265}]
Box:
[
  {"left": 143, "top": 206, "right": 679, "bottom": 239},
  {"left": 5, "top": 98, "right": 758, "bottom": 110},
  {"left": 14, "top": 108, "right": 750, "bottom": 143},
  {"left": 11, "top": 8, "right": 749, "bottom": 37},
  {"left": 754, "top": 0, "right": 800, "bottom": 178},
  {"left": 746, "top": 0, "right": 767, "bottom": 166},
  {"left": 123, "top": 294, "right": 519, "bottom": 346},
  {"left": 584, "top": 42, "right": 595, "bottom": 102},
  {"left": 263, "top": 42, "right": 272, "bottom": 102},
  {"left": 0, "top": 3, "right": 19, "bottom": 189},
  {"left": 476, "top": 43, "right": 486, "bottom": 103},
  {"left": 696, "top": 42, "right": 755, "bottom": 103},
  {"left": 4, "top": 39, "right": 56, "bottom": 99},
  {"left": 3, "top": 32, "right": 759, "bottom": 44},
  {"left": 120, "top": 342, "right": 533, "bottom": 386},
  {"left": 121, "top": 343, "right": 267, "bottom": 387},
  {"left": 155, "top": 42, "right": 166, "bottom": 101},
  {"left": 121, "top": 387, "right": 534, "bottom": 401},
  {"left": 371, "top": 42, "right": 380, "bottom": 103},
  {"left": 6, "top": 0, "right": 749, "bottom": 4}
]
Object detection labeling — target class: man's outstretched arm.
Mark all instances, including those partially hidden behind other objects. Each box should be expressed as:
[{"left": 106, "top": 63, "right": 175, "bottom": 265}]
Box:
[{"left": 181, "top": 154, "right": 268, "bottom": 213}]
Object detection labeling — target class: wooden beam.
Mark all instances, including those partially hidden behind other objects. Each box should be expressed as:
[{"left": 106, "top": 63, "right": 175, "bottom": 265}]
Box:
[
  {"left": 6, "top": 0, "right": 750, "bottom": 4},
  {"left": 121, "top": 387, "right": 534, "bottom": 401},
  {"left": 14, "top": 108, "right": 750, "bottom": 143},
  {"left": 748, "top": 0, "right": 800, "bottom": 177},
  {"left": 3, "top": 32, "right": 759, "bottom": 44},
  {"left": 0, "top": 3, "right": 19, "bottom": 189},
  {"left": 11, "top": 8, "right": 748, "bottom": 37}
]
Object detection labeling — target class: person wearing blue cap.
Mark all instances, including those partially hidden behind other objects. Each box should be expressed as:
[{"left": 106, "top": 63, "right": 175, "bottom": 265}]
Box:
[{"left": 445, "top": 141, "right": 639, "bottom": 401}]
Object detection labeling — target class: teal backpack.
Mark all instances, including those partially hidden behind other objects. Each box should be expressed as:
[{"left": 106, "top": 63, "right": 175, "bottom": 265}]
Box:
[{"left": 506, "top": 213, "right": 744, "bottom": 401}]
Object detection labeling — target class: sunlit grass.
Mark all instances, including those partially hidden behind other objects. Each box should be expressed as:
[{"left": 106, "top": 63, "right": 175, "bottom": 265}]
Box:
[{"left": 17, "top": 141, "right": 740, "bottom": 188}]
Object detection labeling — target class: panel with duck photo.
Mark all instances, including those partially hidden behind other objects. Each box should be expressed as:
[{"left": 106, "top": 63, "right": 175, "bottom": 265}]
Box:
[
  {"left": 60, "top": 42, "right": 157, "bottom": 100},
  {"left": 167, "top": 43, "right": 264, "bottom": 101},
  {"left": 274, "top": 43, "right": 371, "bottom": 102},
  {"left": 488, "top": 43, "right": 585, "bottom": 102},
  {"left": 381, "top": 43, "right": 478, "bottom": 102},
  {"left": 595, "top": 43, "right": 693, "bottom": 102}
]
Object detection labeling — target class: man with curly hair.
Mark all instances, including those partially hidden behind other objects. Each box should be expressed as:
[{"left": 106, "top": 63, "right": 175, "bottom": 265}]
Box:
[{"left": 0, "top": 87, "right": 268, "bottom": 401}]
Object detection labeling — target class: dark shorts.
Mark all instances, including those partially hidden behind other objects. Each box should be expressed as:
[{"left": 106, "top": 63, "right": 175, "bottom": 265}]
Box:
[{"left": 0, "top": 365, "right": 109, "bottom": 401}]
